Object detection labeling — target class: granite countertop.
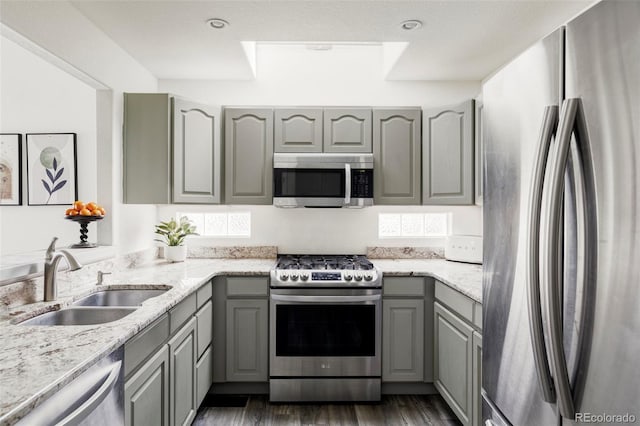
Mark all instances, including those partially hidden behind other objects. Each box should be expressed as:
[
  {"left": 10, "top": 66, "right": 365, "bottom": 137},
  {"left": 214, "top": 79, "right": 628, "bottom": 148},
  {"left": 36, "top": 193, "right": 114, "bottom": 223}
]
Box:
[
  {"left": 0, "top": 257, "right": 482, "bottom": 424},
  {"left": 373, "top": 259, "right": 482, "bottom": 303}
]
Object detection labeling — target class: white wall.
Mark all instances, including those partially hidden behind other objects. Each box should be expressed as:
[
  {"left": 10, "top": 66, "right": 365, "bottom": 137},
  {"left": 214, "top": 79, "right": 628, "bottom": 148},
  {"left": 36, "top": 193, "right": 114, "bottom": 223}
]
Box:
[
  {"left": 158, "top": 44, "right": 482, "bottom": 253},
  {"left": 0, "top": 1, "right": 158, "bottom": 255},
  {"left": 0, "top": 37, "right": 97, "bottom": 255}
]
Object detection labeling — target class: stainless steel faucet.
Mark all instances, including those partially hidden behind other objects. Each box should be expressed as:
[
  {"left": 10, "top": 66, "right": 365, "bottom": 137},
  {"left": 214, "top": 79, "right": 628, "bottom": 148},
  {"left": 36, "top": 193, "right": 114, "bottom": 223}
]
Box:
[{"left": 44, "top": 237, "right": 83, "bottom": 302}]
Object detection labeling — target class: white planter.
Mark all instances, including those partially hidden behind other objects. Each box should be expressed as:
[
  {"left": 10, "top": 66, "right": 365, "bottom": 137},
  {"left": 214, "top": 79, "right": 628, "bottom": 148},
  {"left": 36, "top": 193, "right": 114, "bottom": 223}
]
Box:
[{"left": 164, "top": 245, "right": 187, "bottom": 262}]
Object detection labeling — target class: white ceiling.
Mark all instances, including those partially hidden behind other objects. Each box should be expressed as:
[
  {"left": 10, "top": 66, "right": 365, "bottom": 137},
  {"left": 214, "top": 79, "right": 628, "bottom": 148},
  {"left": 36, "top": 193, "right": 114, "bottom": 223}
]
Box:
[{"left": 69, "top": 0, "right": 593, "bottom": 81}]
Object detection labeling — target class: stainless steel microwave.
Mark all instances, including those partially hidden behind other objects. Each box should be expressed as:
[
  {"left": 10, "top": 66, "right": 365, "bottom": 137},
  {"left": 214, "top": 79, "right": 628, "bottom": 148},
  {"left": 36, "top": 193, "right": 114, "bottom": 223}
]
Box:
[{"left": 273, "top": 153, "right": 374, "bottom": 208}]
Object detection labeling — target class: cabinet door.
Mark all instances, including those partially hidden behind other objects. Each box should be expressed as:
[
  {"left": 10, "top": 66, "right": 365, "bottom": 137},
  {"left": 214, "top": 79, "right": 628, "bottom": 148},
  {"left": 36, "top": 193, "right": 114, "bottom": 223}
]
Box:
[
  {"left": 168, "top": 317, "right": 197, "bottom": 426},
  {"left": 124, "top": 345, "right": 170, "bottom": 426},
  {"left": 472, "top": 331, "right": 483, "bottom": 426},
  {"left": 172, "top": 98, "right": 220, "bottom": 204},
  {"left": 224, "top": 108, "right": 273, "bottom": 204},
  {"left": 373, "top": 109, "right": 422, "bottom": 205},
  {"left": 123, "top": 93, "right": 171, "bottom": 204},
  {"left": 196, "top": 346, "right": 213, "bottom": 407},
  {"left": 382, "top": 298, "right": 424, "bottom": 382},
  {"left": 196, "top": 300, "right": 213, "bottom": 359},
  {"left": 423, "top": 100, "right": 474, "bottom": 205},
  {"left": 474, "top": 100, "right": 483, "bottom": 206},
  {"left": 274, "top": 108, "right": 323, "bottom": 153},
  {"left": 434, "top": 302, "right": 473, "bottom": 426},
  {"left": 323, "top": 108, "right": 372, "bottom": 153},
  {"left": 226, "top": 299, "right": 268, "bottom": 382}
]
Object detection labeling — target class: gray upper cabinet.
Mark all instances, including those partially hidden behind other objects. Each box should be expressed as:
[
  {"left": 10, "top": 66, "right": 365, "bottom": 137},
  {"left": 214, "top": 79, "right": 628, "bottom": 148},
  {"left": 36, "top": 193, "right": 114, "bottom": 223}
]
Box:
[
  {"left": 274, "top": 108, "right": 323, "bottom": 153},
  {"left": 173, "top": 98, "right": 220, "bottom": 204},
  {"left": 423, "top": 100, "right": 475, "bottom": 205},
  {"left": 474, "top": 99, "right": 483, "bottom": 206},
  {"left": 124, "top": 93, "right": 171, "bottom": 204},
  {"left": 224, "top": 108, "right": 273, "bottom": 204},
  {"left": 373, "top": 108, "right": 422, "bottom": 205},
  {"left": 123, "top": 93, "right": 220, "bottom": 204},
  {"left": 323, "top": 108, "right": 372, "bottom": 153}
]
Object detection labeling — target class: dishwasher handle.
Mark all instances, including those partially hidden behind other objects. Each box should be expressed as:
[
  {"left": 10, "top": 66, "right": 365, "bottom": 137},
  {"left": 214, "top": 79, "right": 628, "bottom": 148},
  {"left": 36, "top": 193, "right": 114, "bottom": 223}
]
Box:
[{"left": 59, "top": 360, "right": 122, "bottom": 425}]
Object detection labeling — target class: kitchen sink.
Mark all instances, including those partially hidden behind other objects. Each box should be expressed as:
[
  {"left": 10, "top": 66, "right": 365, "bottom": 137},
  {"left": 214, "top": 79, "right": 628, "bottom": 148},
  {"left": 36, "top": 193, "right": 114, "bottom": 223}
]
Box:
[
  {"left": 20, "top": 307, "right": 137, "bottom": 326},
  {"left": 72, "top": 289, "right": 168, "bottom": 307}
]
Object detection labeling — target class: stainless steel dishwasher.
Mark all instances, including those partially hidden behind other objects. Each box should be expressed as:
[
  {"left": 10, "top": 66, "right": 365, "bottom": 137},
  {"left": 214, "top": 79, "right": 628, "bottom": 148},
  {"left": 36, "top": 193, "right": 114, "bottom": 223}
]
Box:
[{"left": 17, "top": 347, "right": 124, "bottom": 426}]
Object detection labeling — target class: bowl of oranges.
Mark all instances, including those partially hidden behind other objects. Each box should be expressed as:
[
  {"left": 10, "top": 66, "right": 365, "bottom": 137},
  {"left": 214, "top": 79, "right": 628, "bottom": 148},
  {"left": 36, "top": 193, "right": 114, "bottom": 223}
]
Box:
[{"left": 65, "top": 201, "right": 106, "bottom": 248}]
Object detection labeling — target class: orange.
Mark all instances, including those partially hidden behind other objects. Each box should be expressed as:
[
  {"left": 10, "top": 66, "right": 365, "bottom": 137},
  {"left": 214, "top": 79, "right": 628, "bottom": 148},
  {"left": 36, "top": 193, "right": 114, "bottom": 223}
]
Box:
[
  {"left": 79, "top": 208, "right": 92, "bottom": 216},
  {"left": 74, "top": 200, "right": 85, "bottom": 211},
  {"left": 86, "top": 202, "right": 98, "bottom": 211},
  {"left": 68, "top": 210, "right": 79, "bottom": 216},
  {"left": 65, "top": 208, "right": 75, "bottom": 216},
  {"left": 99, "top": 207, "right": 106, "bottom": 216},
  {"left": 91, "top": 209, "right": 102, "bottom": 216}
]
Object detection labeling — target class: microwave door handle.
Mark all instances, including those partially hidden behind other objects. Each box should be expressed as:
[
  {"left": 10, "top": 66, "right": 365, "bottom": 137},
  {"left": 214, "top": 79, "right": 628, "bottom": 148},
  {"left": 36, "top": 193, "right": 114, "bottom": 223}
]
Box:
[{"left": 344, "top": 163, "right": 351, "bottom": 205}]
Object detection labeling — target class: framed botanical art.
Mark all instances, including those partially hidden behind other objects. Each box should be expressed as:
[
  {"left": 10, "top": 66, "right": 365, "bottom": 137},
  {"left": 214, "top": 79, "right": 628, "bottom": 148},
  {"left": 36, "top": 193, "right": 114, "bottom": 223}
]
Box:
[
  {"left": 0, "top": 133, "right": 22, "bottom": 206},
  {"left": 26, "top": 133, "right": 78, "bottom": 206}
]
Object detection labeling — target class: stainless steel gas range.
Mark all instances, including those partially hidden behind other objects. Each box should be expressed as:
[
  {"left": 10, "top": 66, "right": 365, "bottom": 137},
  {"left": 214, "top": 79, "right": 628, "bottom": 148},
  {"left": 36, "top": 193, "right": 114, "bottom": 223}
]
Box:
[{"left": 269, "top": 255, "right": 382, "bottom": 402}]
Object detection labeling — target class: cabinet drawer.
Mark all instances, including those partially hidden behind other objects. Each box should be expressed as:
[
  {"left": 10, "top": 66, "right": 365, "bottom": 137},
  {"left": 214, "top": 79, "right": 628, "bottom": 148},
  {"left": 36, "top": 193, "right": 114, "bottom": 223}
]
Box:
[
  {"left": 227, "top": 277, "right": 268, "bottom": 297},
  {"left": 125, "top": 313, "right": 169, "bottom": 378},
  {"left": 197, "top": 281, "right": 212, "bottom": 309},
  {"left": 473, "top": 302, "right": 482, "bottom": 331},
  {"left": 196, "top": 346, "right": 213, "bottom": 407},
  {"left": 197, "top": 300, "right": 213, "bottom": 358},
  {"left": 383, "top": 277, "right": 424, "bottom": 297},
  {"left": 435, "top": 281, "right": 474, "bottom": 323},
  {"left": 170, "top": 292, "right": 197, "bottom": 334}
]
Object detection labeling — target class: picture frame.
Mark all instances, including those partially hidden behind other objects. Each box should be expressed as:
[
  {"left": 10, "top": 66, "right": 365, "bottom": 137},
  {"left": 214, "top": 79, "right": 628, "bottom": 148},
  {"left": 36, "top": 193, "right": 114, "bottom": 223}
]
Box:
[
  {"left": 0, "top": 133, "right": 23, "bottom": 206},
  {"left": 26, "top": 133, "right": 78, "bottom": 206}
]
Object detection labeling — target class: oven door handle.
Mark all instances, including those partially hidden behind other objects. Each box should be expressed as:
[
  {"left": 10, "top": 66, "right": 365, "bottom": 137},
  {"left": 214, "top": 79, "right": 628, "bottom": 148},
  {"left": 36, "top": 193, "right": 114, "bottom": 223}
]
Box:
[{"left": 271, "top": 294, "right": 380, "bottom": 303}]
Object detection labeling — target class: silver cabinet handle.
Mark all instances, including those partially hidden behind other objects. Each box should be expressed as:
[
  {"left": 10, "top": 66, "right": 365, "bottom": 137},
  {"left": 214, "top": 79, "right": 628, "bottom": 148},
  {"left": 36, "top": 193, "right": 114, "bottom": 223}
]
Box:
[
  {"left": 543, "top": 98, "right": 594, "bottom": 420},
  {"left": 344, "top": 163, "right": 351, "bottom": 205},
  {"left": 526, "top": 105, "right": 558, "bottom": 403}
]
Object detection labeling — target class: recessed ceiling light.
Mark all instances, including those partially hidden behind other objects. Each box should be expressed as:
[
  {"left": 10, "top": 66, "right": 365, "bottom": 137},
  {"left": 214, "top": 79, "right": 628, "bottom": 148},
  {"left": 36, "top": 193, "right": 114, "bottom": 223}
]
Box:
[
  {"left": 400, "top": 20, "right": 422, "bottom": 31},
  {"left": 207, "top": 18, "right": 229, "bottom": 29}
]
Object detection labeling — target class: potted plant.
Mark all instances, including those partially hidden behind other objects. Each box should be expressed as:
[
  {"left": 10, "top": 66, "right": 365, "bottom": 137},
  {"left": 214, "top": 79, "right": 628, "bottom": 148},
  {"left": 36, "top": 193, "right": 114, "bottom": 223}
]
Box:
[{"left": 154, "top": 216, "right": 198, "bottom": 262}]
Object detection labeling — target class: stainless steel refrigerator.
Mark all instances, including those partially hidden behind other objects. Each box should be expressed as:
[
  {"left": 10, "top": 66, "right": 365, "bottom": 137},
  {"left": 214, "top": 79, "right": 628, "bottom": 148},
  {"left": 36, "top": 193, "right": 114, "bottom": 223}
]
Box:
[{"left": 482, "top": 1, "right": 640, "bottom": 425}]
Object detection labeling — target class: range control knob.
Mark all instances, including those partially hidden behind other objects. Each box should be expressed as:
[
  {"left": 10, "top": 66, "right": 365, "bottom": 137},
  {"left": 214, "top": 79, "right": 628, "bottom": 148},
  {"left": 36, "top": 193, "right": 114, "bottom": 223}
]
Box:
[
  {"left": 354, "top": 272, "right": 363, "bottom": 281},
  {"left": 364, "top": 272, "right": 374, "bottom": 281},
  {"left": 290, "top": 272, "right": 299, "bottom": 281},
  {"left": 300, "top": 272, "right": 309, "bottom": 281},
  {"left": 344, "top": 272, "right": 353, "bottom": 281},
  {"left": 279, "top": 272, "right": 289, "bottom": 281}
]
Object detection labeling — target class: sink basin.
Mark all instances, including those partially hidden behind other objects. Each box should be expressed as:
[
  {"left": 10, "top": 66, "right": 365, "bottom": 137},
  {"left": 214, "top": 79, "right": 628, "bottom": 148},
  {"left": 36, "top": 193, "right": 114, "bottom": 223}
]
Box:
[
  {"left": 73, "top": 289, "right": 168, "bottom": 307},
  {"left": 20, "top": 307, "right": 137, "bottom": 326}
]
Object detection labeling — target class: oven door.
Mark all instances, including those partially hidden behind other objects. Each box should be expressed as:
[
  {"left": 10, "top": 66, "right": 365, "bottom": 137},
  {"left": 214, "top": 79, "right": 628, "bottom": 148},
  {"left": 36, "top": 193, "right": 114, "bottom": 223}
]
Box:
[{"left": 270, "top": 288, "right": 381, "bottom": 377}]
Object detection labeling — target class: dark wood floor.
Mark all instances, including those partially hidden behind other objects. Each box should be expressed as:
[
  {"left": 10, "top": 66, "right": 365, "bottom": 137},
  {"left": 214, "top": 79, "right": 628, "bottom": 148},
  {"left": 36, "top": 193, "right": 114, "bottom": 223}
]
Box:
[{"left": 193, "top": 395, "right": 461, "bottom": 425}]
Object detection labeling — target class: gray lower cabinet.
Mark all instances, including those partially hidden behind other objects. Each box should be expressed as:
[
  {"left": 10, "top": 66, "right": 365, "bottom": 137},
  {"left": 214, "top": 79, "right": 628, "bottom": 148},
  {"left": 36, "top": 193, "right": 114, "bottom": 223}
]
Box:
[
  {"left": 423, "top": 99, "right": 475, "bottom": 205},
  {"left": 226, "top": 299, "right": 269, "bottom": 382},
  {"left": 382, "top": 298, "right": 424, "bottom": 382},
  {"left": 168, "top": 317, "right": 197, "bottom": 426},
  {"left": 124, "top": 345, "right": 170, "bottom": 426},
  {"left": 274, "top": 108, "right": 323, "bottom": 152},
  {"left": 123, "top": 93, "right": 219, "bottom": 204},
  {"left": 472, "top": 331, "right": 483, "bottom": 426},
  {"left": 323, "top": 108, "right": 372, "bottom": 153},
  {"left": 373, "top": 108, "right": 422, "bottom": 205},
  {"left": 224, "top": 108, "right": 274, "bottom": 204},
  {"left": 434, "top": 301, "right": 474, "bottom": 426}
]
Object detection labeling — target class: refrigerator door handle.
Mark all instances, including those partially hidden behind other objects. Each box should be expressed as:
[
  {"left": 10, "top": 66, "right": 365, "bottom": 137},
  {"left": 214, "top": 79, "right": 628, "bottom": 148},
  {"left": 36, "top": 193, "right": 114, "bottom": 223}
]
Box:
[
  {"left": 544, "top": 97, "right": 594, "bottom": 420},
  {"left": 526, "top": 105, "right": 558, "bottom": 403}
]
